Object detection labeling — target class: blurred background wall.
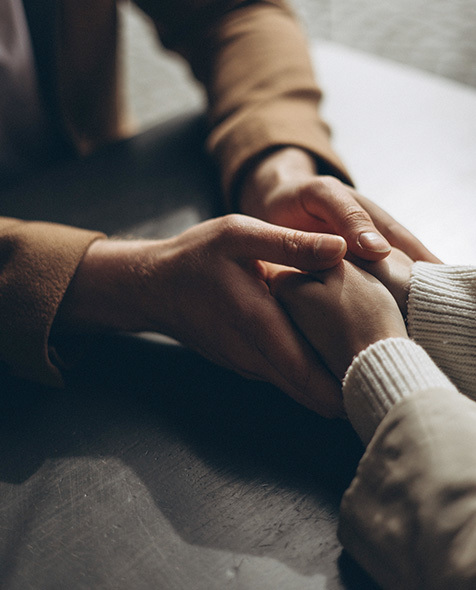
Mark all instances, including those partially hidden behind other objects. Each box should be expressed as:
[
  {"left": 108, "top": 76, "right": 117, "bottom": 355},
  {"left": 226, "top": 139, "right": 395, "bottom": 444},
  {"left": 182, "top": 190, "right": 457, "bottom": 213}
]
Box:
[
  {"left": 293, "top": 0, "right": 475, "bottom": 87},
  {"left": 120, "top": 0, "right": 476, "bottom": 129}
]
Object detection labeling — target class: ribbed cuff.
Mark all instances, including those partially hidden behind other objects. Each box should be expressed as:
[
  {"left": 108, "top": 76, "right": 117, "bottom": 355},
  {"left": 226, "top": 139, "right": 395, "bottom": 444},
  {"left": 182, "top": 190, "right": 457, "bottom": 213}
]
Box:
[
  {"left": 408, "top": 262, "right": 476, "bottom": 400},
  {"left": 343, "top": 338, "right": 458, "bottom": 445}
]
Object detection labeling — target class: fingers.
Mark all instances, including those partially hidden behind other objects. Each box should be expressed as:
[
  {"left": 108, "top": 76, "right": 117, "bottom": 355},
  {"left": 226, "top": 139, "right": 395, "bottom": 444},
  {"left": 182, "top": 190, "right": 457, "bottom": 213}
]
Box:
[
  {"left": 165, "top": 216, "right": 344, "bottom": 417},
  {"left": 248, "top": 294, "right": 344, "bottom": 418},
  {"left": 297, "top": 177, "right": 440, "bottom": 262},
  {"left": 217, "top": 214, "right": 347, "bottom": 271},
  {"left": 298, "top": 177, "right": 392, "bottom": 261},
  {"left": 352, "top": 192, "right": 442, "bottom": 263},
  {"left": 270, "top": 261, "right": 409, "bottom": 381},
  {"left": 268, "top": 268, "right": 351, "bottom": 380}
]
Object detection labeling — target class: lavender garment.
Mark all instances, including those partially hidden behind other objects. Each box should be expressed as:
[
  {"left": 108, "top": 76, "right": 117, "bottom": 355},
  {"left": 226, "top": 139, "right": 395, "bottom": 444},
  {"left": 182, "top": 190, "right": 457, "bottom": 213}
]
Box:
[{"left": 0, "top": 0, "right": 56, "bottom": 185}]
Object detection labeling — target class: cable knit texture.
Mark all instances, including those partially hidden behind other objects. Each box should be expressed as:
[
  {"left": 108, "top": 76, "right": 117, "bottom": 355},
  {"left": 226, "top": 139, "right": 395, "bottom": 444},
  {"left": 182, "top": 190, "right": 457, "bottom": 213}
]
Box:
[
  {"left": 408, "top": 262, "right": 476, "bottom": 400},
  {"left": 343, "top": 338, "right": 458, "bottom": 445}
]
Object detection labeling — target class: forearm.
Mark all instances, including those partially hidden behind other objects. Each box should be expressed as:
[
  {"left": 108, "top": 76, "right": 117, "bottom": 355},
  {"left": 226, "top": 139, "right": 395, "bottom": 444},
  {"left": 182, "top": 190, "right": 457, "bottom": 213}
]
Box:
[
  {"left": 138, "top": 0, "right": 351, "bottom": 204},
  {"left": 339, "top": 336, "right": 476, "bottom": 589},
  {"left": 339, "top": 381, "right": 476, "bottom": 590},
  {"left": 201, "top": 0, "right": 352, "bottom": 202},
  {"left": 203, "top": 2, "right": 350, "bottom": 206},
  {"left": 54, "top": 236, "right": 208, "bottom": 340},
  {"left": 342, "top": 337, "right": 459, "bottom": 445}
]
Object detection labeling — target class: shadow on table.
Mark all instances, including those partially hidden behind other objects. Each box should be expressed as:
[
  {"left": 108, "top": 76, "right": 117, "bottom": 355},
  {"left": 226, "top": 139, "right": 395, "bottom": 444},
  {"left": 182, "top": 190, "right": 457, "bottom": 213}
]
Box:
[{"left": 0, "top": 332, "right": 375, "bottom": 586}]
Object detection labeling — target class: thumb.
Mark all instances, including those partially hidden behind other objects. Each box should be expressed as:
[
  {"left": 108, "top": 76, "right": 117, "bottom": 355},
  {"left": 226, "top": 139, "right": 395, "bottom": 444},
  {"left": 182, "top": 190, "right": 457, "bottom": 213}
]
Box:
[
  {"left": 300, "top": 179, "right": 391, "bottom": 261},
  {"left": 225, "top": 215, "right": 347, "bottom": 271}
]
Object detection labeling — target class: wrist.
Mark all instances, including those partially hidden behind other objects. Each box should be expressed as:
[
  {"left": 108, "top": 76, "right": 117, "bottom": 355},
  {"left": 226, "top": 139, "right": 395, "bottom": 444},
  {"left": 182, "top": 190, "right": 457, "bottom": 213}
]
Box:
[
  {"left": 239, "top": 147, "right": 317, "bottom": 218},
  {"left": 53, "top": 239, "right": 162, "bottom": 334},
  {"left": 343, "top": 338, "right": 457, "bottom": 445}
]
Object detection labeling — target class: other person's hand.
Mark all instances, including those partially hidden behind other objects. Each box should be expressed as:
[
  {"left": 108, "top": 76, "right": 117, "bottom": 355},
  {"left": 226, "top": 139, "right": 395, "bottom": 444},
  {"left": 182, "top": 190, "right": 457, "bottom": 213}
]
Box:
[
  {"left": 353, "top": 247, "right": 414, "bottom": 316},
  {"left": 55, "top": 214, "right": 347, "bottom": 417},
  {"left": 267, "top": 260, "right": 408, "bottom": 381},
  {"left": 240, "top": 147, "right": 440, "bottom": 263}
]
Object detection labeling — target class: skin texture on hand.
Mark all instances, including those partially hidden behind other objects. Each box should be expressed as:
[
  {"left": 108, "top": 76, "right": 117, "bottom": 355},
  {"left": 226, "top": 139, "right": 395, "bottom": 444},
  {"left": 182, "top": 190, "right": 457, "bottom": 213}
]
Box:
[
  {"left": 267, "top": 260, "right": 408, "bottom": 382},
  {"left": 240, "top": 147, "right": 440, "bottom": 264},
  {"left": 55, "top": 214, "right": 349, "bottom": 418},
  {"left": 353, "top": 248, "right": 414, "bottom": 317}
]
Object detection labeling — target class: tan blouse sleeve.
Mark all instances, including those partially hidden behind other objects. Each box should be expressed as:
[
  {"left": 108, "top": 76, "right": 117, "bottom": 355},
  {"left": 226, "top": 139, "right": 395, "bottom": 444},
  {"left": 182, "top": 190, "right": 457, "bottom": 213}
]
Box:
[
  {"left": 0, "top": 218, "right": 104, "bottom": 387},
  {"left": 134, "top": 0, "right": 352, "bottom": 206}
]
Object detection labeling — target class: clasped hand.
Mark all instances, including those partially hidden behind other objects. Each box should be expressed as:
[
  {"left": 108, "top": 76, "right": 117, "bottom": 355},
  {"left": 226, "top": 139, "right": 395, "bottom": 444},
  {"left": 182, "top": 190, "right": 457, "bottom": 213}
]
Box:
[
  {"left": 57, "top": 214, "right": 348, "bottom": 417},
  {"left": 267, "top": 249, "right": 413, "bottom": 384}
]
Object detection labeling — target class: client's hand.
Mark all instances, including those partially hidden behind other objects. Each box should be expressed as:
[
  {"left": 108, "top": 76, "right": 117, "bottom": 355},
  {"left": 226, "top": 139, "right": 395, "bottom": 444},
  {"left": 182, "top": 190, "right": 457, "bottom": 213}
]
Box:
[
  {"left": 267, "top": 260, "right": 408, "bottom": 381},
  {"left": 354, "top": 248, "right": 414, "bottom": 316}
]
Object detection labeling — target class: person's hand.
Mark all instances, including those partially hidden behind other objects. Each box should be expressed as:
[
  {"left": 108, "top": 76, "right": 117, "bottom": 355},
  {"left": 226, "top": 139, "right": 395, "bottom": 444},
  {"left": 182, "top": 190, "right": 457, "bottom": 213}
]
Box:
[
  {"left": 240, "top": 147, "right": 440, "bottom": 263},
  {"left": 55, "top": 214, "right": 348, "bottom": 417},
  {"left": 266, "top": 260, "right": 408, "bottom": 381},
  {"left": 353, "top": 247, "right": 414, "bottom": 316}
]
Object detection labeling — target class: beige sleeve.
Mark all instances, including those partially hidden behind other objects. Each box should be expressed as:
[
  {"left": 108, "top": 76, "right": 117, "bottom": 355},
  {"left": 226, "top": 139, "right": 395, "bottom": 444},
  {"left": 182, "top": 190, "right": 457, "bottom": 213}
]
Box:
[
  {"left": 407, "top": 262, "right": 476, "bottom": 400},
  {"left": 339, "top": 387, "right": 476, "bottom": 590},
  {"left": 134, "top": 0, "right": 352, "bottom": 206},
  {"left": 0, "top": 218, "right": 105, "bottom": 387}
]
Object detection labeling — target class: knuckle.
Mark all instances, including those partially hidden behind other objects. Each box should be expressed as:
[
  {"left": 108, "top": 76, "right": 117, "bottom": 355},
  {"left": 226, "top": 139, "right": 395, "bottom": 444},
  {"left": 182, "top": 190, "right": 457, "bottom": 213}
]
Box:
[
  {"left": 299, "top": 176, "right": 336, "bottom": 198},
  {"left": 298, "top": 176, "right": 352, "bottom": 218},
  {"left": 281, "top": 229, "right": 307, "bottom": 259},
  {"left": 219, "top": 213, "right": 244, "bottom": 232},
  {"left": 318, "top": 175, "right": 343, "bottom": 190},
  {"left": 309, "top": 175, "right": 342, "bottom": 194},
  {"left": 342, "top": 206, "right": 372, "bottom": 228},
  {"left": 214, "top": 214, "right": 247, "bottom": 243}
]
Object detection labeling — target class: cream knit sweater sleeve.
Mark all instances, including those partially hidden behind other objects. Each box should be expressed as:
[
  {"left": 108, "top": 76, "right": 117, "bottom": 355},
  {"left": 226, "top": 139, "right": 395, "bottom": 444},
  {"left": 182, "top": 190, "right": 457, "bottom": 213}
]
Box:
[
  {"left": 408, "top": 262, "right": 476, "bottom": 400},
  {"left": 339, "top": 265, "right": 476, "bottom": 589},
  {"left": 342, "top": 338, "right": 458, "bottom": 445},
  {"left": 342, "top": 263, "right": 476, "bottom": 445}
]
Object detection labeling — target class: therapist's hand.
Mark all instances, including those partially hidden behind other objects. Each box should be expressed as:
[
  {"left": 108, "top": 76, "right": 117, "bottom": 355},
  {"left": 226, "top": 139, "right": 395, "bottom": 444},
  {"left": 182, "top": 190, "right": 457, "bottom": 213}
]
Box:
[
  {"left": 240, "top": 147, "right": 440, "bottom": 263},
  {"left": 55, "top": 214, "right": 346, "bottom": 417},
  {"left": 267, "top": 260, "right": 408, "bottom": 381}
]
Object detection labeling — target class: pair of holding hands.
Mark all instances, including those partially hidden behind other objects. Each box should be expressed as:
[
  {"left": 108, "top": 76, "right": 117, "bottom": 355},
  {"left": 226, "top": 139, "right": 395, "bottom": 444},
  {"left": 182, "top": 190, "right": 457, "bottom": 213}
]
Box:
[
  {"left": 58, "top": 148, "right": 437, "bottom": 418},
  {"left": 267, "top": 248, "right": 414, "bottom": 398},
  {"left": 235, "top": 146, "right": 437, "bottom": 416}
]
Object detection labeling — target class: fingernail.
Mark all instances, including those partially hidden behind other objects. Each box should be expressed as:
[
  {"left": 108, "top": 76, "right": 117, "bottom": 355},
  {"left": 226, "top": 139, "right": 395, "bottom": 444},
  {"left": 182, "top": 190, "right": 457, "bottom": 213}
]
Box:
[
  {"left": 358, "top": 231, "right": 391, "bottom": 253},
  {"left": 316, "top": 235, "right": 346, "bottom": 259}
]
